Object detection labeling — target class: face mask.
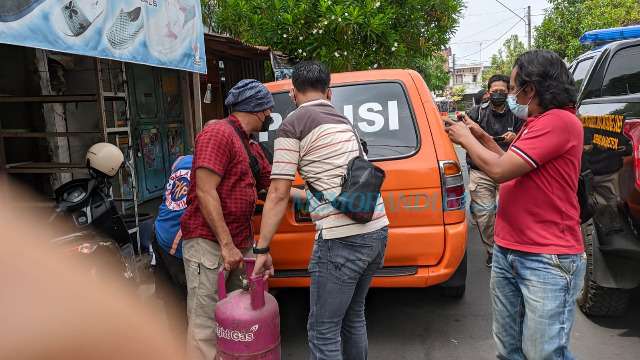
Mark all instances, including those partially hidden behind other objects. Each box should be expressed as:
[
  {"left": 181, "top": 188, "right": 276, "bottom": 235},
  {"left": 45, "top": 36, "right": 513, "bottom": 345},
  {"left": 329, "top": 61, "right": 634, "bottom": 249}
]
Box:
[
  {"left": 260, "top": 114, "right": 273, "bottom": 132},
  {"left": 490, "top": 92, "right": 507, "bottom": 107},
  {"left": 507, "top": 88, "right": 532, "bottom": 120}
]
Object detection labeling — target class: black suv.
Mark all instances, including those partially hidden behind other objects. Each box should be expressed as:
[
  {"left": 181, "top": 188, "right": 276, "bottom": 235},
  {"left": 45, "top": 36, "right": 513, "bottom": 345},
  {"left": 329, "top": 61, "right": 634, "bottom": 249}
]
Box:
[{"left": 569, "top": 31, "right": 640, "bottom": 317}]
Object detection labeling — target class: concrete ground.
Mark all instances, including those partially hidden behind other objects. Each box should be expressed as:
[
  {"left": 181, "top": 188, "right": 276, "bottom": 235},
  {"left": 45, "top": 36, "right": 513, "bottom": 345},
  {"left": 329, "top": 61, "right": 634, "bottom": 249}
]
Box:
[{"left": 275, "top": 227, "right": 640, "bottom": 359}]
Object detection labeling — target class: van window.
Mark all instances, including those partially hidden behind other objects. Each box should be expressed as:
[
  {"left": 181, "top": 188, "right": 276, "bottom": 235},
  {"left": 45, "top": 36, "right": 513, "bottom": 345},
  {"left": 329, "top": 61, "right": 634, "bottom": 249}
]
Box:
[
  {"left": 602, "top": 46, "right": 640, "bottom": 97},
  {"left": 262, "top": 82, "right": 419, "bottom": 161},
  {"left": 571, "top": 57, "right": 593, "bottom": 90}
]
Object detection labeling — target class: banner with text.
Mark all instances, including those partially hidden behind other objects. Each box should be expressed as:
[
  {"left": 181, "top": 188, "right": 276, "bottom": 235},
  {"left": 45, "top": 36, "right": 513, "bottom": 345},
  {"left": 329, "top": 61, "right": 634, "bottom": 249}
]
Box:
[{"left": 0, "top": 0, "right": 207, "bottom": 73}]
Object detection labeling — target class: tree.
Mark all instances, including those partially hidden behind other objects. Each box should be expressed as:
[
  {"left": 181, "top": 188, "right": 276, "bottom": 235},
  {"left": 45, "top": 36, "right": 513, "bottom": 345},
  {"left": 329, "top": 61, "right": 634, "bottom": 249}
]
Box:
[
  {"left": 410, "top": 53, "right": 451, "bottom": 92},
  {"left": 482, "top": 35, "right": 526, "bottom": 83},
  {"left": 451, "top": 85, "right": 466, "bottom": 102},
  {"left": 534, "top": 0, "right": 640, "bottom": 61},
  {"left": 205, "top": 0, "right": 464, "bottom": 91}
]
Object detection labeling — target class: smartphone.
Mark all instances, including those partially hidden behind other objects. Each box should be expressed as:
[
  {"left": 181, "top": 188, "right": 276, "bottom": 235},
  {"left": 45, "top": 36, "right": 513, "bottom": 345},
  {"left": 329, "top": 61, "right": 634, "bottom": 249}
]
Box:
[{"left": 493, "top": 136, "right": 506, "bottom": 142}]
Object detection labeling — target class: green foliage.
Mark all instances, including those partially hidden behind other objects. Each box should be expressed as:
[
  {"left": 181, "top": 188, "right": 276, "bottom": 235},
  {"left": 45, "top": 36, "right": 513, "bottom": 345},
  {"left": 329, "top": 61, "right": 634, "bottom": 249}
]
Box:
[
  {"left": 451, "top": 85, "right": 466, "bottom": 101},
  {"left": 534, "top": 0, "right": 640, "bottom": 61},
  {"left": 481, "top": 35, "right": 526, "bottom": 84},
  {"left": 206, "top": 0, "right": 464, "bottom": 91},
  {"left": 409, "top": 54, "right": 452, "bottom": 92}
]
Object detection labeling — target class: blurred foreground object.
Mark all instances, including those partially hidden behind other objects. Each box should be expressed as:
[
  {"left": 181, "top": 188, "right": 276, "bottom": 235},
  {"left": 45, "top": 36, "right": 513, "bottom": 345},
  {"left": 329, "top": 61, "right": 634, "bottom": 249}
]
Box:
[{"left": 0, "top": 180, "right": 183, "bottom": 360}]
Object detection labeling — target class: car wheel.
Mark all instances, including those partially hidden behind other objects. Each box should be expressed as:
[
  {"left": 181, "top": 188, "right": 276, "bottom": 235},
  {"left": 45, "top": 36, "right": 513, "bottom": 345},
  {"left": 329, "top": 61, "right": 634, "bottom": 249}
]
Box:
[
  {"left": 440, "top": 284, "right": 466, "bottom": 298},
  {"left": 440, "top": 252, "right": 467, "bottom": 299},
  {"left": 578, "top": 219, "right": 630, "bottom": 317}
]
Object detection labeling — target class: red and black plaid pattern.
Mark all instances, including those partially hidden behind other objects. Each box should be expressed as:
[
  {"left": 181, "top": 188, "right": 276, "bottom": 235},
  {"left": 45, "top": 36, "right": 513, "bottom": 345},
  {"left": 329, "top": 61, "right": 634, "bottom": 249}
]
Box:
[{"left": 180, "top": 116, "right": 271, "bottom": 249}]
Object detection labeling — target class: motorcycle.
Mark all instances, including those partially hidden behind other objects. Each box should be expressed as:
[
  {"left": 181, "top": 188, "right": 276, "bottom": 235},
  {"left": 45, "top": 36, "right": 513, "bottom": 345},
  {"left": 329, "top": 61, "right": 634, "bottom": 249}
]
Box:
[{"left": 48, "top": 143, "right": 138, "bottom": 282}]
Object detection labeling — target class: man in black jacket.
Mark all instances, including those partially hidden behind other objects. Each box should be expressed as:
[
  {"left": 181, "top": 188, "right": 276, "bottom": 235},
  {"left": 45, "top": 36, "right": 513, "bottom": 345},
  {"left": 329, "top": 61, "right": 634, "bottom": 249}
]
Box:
[{"left": 465, "top": 74, "right": 523, "bottom": 267}]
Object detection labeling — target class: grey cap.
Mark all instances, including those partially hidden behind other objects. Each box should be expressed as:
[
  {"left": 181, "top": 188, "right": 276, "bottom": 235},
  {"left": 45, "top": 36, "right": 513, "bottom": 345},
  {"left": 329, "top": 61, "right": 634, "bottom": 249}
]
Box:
[{"left": 224, "top": 79, "right": 274, "bottom": 113}]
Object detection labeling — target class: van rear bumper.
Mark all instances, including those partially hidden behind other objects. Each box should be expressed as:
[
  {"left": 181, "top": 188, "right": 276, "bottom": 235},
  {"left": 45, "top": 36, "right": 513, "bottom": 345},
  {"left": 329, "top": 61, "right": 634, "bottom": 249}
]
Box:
[{"left": 268, "top": 221, "right": 467, "bottom": 288}]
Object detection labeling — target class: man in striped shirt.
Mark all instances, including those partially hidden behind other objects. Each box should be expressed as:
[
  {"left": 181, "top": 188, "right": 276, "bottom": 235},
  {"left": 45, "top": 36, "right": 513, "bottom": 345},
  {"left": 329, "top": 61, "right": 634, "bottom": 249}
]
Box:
[{"left": 253, "top": 61, "right": 388, "bottom": 360}]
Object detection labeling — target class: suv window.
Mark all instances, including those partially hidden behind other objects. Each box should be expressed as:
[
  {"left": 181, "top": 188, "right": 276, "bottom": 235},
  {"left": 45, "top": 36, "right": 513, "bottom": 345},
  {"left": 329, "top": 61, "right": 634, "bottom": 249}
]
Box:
[
  {"left": 262, "top": 82, "right": 419, "bottom": 161},
  {"left": 572, "top": 57, "right": 593, "bottom": 90},
  {"left": 602, "top": 46, "right": 640, "bottom": 97}
]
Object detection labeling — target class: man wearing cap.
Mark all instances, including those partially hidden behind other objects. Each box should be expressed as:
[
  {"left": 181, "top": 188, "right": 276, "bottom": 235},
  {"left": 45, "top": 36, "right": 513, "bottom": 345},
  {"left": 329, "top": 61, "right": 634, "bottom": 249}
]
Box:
[{"left": 180, "top": 79, "right": 275, "bottom": 360}]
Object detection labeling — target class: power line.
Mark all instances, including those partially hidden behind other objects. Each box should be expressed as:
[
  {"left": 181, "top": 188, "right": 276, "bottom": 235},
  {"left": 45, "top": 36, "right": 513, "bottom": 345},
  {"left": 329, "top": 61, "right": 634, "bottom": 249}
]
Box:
[
  {"left": 457, "top": 20, "right": 522, "bottom": 60},
  {"left": 464, "top": 8, "right": 524, "bottom": 17},
  {"left": 494, "top": 0, "right": 526, "bottom": 23},
  {"left": 450, "top": 39, "right": 496, "bottom": 45},
  {"left": 451, "top": 14, "right": 521, "bottom": 43}
]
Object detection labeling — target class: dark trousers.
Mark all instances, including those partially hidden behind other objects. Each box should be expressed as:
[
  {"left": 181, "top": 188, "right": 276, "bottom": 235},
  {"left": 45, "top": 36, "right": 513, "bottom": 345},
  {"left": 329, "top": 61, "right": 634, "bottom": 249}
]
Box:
[
  {"left": 150, "top": 233, "right": 188, "bottom": 345},
  {"left": 151, "top": 234, "right": 187, "bottom": 299}
]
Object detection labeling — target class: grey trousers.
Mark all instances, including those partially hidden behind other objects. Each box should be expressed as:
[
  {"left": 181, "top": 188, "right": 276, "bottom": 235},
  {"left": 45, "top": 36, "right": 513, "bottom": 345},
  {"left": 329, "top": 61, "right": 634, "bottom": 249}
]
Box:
[
  {"left": 183, "top": 238, "right": 253, "bottom": 360},
  {"left": 469, "top": 169, "right": 498, "bottom": 254},
  {"left": 307, "top": 227, "right": 388, "bottom": 360}
]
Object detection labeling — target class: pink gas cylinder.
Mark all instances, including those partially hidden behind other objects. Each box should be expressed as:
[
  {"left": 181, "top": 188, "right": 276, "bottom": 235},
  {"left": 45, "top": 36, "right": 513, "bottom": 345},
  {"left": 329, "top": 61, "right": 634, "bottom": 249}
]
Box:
[{"left": 215, "top": 258, "right": 281, "bottom": 359}]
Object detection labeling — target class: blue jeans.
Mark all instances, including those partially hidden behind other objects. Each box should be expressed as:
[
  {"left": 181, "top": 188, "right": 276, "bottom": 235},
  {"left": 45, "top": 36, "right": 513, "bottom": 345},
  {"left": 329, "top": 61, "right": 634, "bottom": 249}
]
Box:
[
  {"left": 491, "top": 245, "right": 586, "bottom": 360},
  {"left": 307, "top": 227, "right": 388, "bottom": 360}
]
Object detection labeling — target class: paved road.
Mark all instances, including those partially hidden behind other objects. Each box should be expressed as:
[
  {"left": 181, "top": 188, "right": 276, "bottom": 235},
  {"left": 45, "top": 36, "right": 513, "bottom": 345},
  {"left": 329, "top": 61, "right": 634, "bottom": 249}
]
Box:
[
  {"left": 276, "top": 228, "right": 640, "bottom": 359},
  {"left": 275, "top": 146, "right": 640, "bottom": 359}
]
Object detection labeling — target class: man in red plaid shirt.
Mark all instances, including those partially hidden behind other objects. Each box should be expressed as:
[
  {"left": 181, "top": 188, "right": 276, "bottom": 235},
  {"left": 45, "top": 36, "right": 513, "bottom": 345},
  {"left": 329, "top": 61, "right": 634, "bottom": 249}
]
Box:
[{"left": 180, "top": 79, "right": 275, "bottom": 360}]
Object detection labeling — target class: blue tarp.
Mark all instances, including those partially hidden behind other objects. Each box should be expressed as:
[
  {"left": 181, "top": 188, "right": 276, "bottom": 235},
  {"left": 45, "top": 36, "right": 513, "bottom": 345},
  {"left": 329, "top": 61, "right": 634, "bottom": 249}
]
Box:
[{"left": 0, "top": 0, "right": 207, "bottom": 73}]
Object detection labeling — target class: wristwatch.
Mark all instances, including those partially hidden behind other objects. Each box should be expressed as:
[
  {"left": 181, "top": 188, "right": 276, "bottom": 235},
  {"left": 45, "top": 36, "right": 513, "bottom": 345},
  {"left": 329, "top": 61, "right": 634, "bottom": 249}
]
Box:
[{"left": 253, "top": 245, "right": 270, "bottom": 254}]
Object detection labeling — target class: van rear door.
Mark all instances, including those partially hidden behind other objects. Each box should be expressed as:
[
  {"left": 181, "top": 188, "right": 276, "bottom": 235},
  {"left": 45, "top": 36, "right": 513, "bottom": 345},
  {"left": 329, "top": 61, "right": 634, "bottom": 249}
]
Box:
[{"left": 257, "top": 71, "right": 444, "bottom": 271}]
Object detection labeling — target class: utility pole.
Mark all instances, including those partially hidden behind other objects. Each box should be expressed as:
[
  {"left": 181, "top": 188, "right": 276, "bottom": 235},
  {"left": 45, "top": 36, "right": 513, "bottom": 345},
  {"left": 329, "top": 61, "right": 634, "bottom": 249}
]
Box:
[
  {"left": 527, "top": 5, "right": 532, "bottom": 49},
  {"left": 452, "top": 54, "right": 456, "bottom": 85}
]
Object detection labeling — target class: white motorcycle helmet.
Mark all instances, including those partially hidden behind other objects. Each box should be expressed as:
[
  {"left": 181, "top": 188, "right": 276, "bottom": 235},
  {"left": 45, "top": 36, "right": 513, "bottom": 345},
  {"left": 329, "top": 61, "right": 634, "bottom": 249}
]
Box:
[{"left": 86, "top": 143, "right": 124, "bottom": 177}]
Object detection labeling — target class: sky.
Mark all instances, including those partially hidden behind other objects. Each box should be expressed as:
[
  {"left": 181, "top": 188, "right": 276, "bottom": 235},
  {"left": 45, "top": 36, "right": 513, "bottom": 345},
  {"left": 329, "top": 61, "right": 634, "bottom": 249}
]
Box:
[{"left": 450, "top": 0, "right": 551, "bottom": 67}]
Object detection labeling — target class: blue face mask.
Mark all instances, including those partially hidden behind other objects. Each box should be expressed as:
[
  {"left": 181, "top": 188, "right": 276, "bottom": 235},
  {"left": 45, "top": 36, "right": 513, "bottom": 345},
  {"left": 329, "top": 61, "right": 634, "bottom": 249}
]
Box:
[{"left": 507, "top": 88, "right": 533, "bottom": 120}]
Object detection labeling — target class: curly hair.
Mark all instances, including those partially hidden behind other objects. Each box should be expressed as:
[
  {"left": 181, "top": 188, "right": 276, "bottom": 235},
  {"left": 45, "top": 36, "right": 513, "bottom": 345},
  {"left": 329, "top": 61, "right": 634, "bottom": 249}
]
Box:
[{"left": 513, "top": 50, "right": 577, "bottom": 111}]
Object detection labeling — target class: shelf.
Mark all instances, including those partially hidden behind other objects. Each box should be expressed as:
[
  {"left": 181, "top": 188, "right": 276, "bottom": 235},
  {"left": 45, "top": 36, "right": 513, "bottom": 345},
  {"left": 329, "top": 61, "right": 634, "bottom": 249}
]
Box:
[
  {"left": 106, "top": 127, "right": 130, "bottom": 134},
  {"left": 0, "top": 93, "right": 127, "bottom": 104},
  {"left": 5, "top": 162, "right": 87, "bottom": 174},
  {"left": 0, "top": 130, "right": 101, "bottom": 138},
  {"left": 102, "top": 91, "right": 127, "bottom": 101}
]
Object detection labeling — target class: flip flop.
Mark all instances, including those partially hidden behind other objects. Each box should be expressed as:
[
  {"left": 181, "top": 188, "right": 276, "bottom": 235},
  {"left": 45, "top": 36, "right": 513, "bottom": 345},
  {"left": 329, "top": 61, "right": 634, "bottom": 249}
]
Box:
[
  {"left": 61, "top": 0, "right": 105, "bottom": 37},
  {"left": 106, "top": 7, "right": 144, "bottom": 50}
]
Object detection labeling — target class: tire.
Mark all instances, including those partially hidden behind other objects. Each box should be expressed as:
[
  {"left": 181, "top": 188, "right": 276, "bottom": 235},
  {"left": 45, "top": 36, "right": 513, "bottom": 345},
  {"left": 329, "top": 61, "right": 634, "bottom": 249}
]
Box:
[
  {"left": 440, "top": 252, "right": 467, "bottom": 299},
  {"left": 578, "top": 220, "right": 630, "bottom": 317},
  {"left": 441, "top": 284, "right": 466, "bottom": 298}
]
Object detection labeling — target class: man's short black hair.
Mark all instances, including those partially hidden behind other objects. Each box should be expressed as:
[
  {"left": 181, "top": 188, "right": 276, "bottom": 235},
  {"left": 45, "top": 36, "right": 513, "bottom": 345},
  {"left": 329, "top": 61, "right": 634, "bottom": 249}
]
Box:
[
  {"left": 292, "top": 61, "right": 330, "bottom": 93},
  {"left": 513, "top": 50, "right": 577, "bottom": 111},
  {"left": 487, "top": 74, "right": 510, "bottom": 90},
  {"left": 474, "top": 89, "right": 486, "bottom": 105}
]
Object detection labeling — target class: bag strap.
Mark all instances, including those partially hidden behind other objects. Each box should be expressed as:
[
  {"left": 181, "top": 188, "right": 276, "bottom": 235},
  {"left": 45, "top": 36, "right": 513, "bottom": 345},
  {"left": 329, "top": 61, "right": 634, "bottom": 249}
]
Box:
[
  {"left": 305, "top": 119, "right": 364, "bottom": 203},
  {"left": 306, "top": 180, "right": 327, "bottom": 203},
  {"left": 225, "top": 119, "right": 259, "bottom": 181},
  {"left": 344, "top": 119, "right": 365, "bottom": 158}
]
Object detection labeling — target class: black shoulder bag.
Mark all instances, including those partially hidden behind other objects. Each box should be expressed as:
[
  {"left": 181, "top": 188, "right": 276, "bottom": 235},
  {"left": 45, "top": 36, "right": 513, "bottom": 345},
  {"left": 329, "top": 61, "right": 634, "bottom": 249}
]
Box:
[{"left": 306, "top": 124, "right": 386, "bottom": 223}]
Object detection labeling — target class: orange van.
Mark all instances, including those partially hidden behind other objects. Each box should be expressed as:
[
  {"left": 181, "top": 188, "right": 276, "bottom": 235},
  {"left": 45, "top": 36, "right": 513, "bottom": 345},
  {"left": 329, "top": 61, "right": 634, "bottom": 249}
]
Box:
[{"left": 254, "top": 69, "right": 468, "bottom": 296}]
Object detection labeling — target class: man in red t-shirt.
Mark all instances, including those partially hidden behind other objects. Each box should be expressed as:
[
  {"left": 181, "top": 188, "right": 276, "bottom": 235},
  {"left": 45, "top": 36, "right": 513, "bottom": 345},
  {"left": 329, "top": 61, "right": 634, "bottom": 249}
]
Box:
[
  {"left": 180, "top": 79, "right": 274, "bottom": 360},
  {"left": 446, "top": 50, "right": 586, "bottom": 360}
]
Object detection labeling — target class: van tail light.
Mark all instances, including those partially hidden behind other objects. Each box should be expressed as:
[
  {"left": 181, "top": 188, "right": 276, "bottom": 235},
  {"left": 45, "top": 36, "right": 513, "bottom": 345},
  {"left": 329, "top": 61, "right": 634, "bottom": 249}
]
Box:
[
  {"left": 623, "top": 119, "right": 640, "bottom": 191},
  {"left": 439, "top": 160, "right": 465, "bottom": 211}
]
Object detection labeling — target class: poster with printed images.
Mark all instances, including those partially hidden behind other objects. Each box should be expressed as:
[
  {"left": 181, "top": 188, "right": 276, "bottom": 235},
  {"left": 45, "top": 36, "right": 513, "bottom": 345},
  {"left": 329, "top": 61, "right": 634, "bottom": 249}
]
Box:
[{"left": 0, "top": 0, "right": 207, "bottom": 73}]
